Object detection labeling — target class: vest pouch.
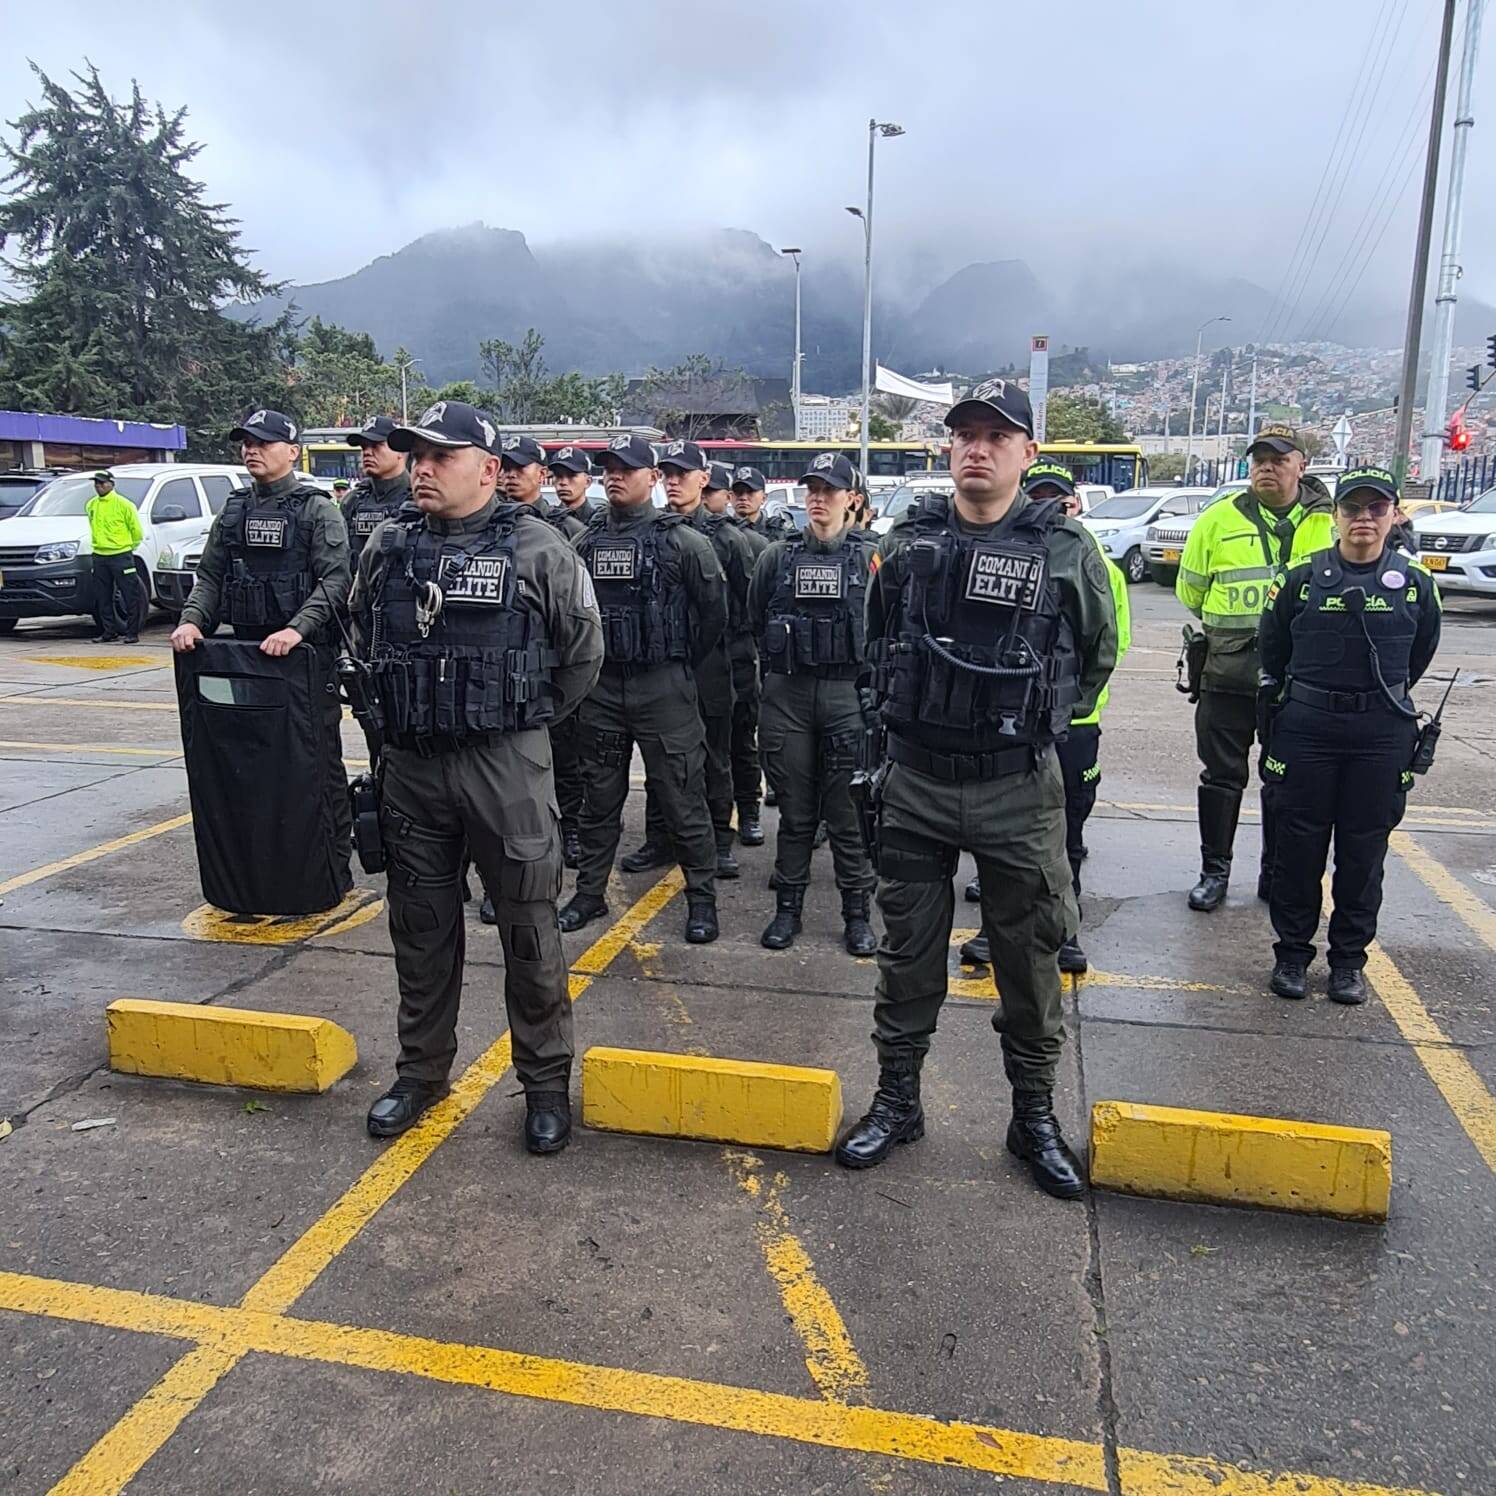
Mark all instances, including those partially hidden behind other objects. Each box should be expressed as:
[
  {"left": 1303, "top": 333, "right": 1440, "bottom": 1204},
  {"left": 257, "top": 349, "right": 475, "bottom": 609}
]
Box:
[
  {"left": 791, "top": 616, "right": 814, "bottom": 667},
  {"left": 432, "top": 656, "right": 460, "bottom": 735},
  {"left": 763, "top": 618, "right": 792, "bottom": 673},
  {"left": 226, "top": 575, "right": 269, "bottom": 628}
]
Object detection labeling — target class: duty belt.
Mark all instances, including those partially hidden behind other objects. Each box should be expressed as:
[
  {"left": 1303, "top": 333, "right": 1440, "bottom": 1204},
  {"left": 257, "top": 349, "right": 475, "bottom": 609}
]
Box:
[
  {"left": 1287, "top": 680, "right": 1408, "bottom": 714},
  {"left": 386, "top": 731, "right": 508, "bottom": 757},
  {"left": 887, "top": 733, "right": 1040, "bottom": 783}
]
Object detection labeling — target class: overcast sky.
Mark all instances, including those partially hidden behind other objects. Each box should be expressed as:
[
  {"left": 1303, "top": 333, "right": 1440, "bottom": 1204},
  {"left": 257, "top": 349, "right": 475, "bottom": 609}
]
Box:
[{"left": 4, "top": 0, "right": 1492, "bottom": 324}]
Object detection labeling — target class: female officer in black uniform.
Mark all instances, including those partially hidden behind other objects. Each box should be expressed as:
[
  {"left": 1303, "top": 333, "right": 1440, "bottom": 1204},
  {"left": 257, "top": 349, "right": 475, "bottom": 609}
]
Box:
[{"left": 1257, "top": 465, "right": 1441, "bottom": 1005}]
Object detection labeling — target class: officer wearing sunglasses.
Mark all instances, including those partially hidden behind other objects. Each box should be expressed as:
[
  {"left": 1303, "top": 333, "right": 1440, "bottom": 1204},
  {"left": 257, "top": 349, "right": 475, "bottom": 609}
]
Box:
[{"left": 1255, "top": 466, "right": 1442, "bottom": 1005}]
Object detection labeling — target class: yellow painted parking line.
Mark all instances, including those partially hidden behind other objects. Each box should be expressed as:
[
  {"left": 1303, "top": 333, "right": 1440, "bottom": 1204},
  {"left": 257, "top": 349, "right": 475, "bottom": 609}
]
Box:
[
  {"left": 181, "top": 889, "right": 384, "bottom": 946},
  {"left": 0, "top": 1269, "right": 1439, "bottom": 1496},
  {"left": 1100, "top": 800, "right": 1491, "bottom": 832},
  {"left": 24, "top": 654, "right": 157, "bottom": 671},
  {"left": 44, "top": 868, "right": 686, "bottom": 1495},
  {"left": 1075, "top": 969, "right": 1225, "bottom": 993},
  {"left": 0, "top": 694, "right": 177, "bottom": 711},
  {"left": 0, "top": 739, "right": 178, "bottom": 758},
  {"left": 1391, "top": 829, "right": 1496, "bottom": 955},
  {"left": 0, "top": 813, "right": 192, "bottom": 899},
  {"left": 725, "top": 1151, "right": 869, "bottom": 1403}
]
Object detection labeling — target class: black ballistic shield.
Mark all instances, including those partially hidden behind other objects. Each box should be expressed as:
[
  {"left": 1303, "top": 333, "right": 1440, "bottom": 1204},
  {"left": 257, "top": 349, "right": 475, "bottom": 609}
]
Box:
[{"left": 175, "top": 638, "right": 347, "bottom": 914}]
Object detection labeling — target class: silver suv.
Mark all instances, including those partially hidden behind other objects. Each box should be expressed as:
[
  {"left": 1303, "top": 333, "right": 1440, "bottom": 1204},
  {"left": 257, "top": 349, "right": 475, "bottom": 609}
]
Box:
[{"left": 1144, "top": 482, "right": 1246, "bottom": 586}]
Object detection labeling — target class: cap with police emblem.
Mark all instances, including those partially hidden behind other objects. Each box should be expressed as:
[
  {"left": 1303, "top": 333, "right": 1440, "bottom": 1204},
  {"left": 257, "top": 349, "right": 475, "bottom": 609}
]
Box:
[
  {"left": 229, "top": 408, "right": 300, "bottom": 444},
  {"left": 1247, "top": 422, "right": 1306, "bottom": 457},
  {"left": 657, "top": 439, "right": 708, "bottom": 472},
  {"left": 347, "top": 415, "right": 398, "bottom": 447},
  {"left": 388, "top": 400, "right": 500, "bottom": 454},
  {"left": 499, "top": 434, "right": 548, "bottom": 468},
  {"left": 596, "top": 433, "right": 658, "bottom": 470},
  {"left": 800, "top": 451, "right": 857, "bottom": 489},
  {"left": 730, "top": 465, "right": 767, "bottom": 492},
  {"left": 943, "top": 377, "right": 1035, "bottom": 438},
  {"left": 1335, "top": 465, "right": 1399, "bottom": 505},
  {"left": 332, "top": 477, "right": 351, "bottom": 491},
  {"left": 92, "top": 469, "right": 113, "bottom": 482},
  {"left": 705, "top": 461, "right": 735, "bottom": 492},
  {"left": 548, "top": 445, "right": 593, "bottom": 475},
  {"left": 1022, "top": 461, "right": 1076, "bottom": 497}
]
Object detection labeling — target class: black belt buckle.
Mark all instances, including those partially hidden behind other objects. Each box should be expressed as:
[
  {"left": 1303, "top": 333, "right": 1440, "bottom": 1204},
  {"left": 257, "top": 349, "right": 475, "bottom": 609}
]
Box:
[{"left": 1329, "top": 689, "right": 1361, "bottom": 713}]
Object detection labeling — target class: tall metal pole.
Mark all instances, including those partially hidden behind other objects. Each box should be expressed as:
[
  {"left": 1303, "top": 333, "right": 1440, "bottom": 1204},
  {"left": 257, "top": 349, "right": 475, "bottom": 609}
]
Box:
[
  {"left": 781, "top": 248, "right": 803, "bottom": 440},
  {"left": 1393, "top": 0, "right": 1458, "bottom": 484},
  {"left": 1216, "top": 353, "right": 1231, "bottom": 477},
  {"left": 859, "top": 120, "right": 876, "bottom": 483},
  {"left": 1420, "top": 0, "right": 1485, "bottom": 480},
  {"left": 400, "top": 362, "right": 409, "bottom": 423},
  {"left": 1246, "top": 349, "right": 1259, "bottom": 442},
  {"left": 1185, "top": 329, "right": 1205, "bottom": 483}
]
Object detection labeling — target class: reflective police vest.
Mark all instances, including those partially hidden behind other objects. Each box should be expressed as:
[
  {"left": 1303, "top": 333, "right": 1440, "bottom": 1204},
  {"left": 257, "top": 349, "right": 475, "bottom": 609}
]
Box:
[
  {"left": 879, "top": 495, "right": 1079, "bottom": 744},
  {"left": 368, "top": 508, "right": 558, "bottom": 741},
  {"left": 1287, "top": 547, "right": 1420, "bottom": 697},
  {"left": 576, "top": 513, "right": 692, "bottom": 667},
  {"left": 344, "top": 481, "right": 409, "bottom": 556},
  {"left": 760, "top": 535, "right": 869, "bottom": 676},
  {"left": 219, "top": 485, "right": 320, "bottom": 631}
]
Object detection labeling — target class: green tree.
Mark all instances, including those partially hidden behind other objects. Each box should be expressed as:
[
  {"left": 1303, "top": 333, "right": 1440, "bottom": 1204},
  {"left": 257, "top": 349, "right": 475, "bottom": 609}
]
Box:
[
  {"left": 1149, "top": 452, "right": 1188, "bottom": 482},
  {"left": 0, "top": 63, "right": 290, "bottom": 457},
  {"left": 634, "top": 354, "right": 760, "bottom": 439},
  {"left": 868, "top": 413, "right": 899, "bottom": 441},
  {"left": 477, "top": 328, "right": 622, "bottom": 424},
  {"left": 1044, "top": 392, "right": 1127, "bottom": 443}
]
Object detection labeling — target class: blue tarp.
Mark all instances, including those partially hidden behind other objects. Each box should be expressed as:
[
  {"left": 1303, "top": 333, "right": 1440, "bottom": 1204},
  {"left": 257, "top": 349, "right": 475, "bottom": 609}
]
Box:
[{"left": 0, "top": 409, "right": 187, "bottom": 450}]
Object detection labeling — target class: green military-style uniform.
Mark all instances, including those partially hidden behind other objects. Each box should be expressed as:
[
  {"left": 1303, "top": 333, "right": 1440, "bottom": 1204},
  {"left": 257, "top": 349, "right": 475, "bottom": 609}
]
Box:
[
  {"left": 731, "top": 513, "right": 772, "bottom": 823},
  {"left": 540, "top": 499, "right": 589, "bottom": 542},
  {"left": 342, "top": 470, "right": 412, "bottom": 559}
]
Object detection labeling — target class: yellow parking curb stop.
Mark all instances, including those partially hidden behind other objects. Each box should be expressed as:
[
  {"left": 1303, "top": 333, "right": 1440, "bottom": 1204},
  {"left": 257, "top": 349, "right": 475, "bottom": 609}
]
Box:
[
  {"left": 582, "top": 1047, "right": 842, "bottom": 1153},
  {"left": 1089, "top": 1099, "right": 1391, "bottom": 1221},
  {"left": 107, "top": 999, "right": 357, "bottom": 1093}
]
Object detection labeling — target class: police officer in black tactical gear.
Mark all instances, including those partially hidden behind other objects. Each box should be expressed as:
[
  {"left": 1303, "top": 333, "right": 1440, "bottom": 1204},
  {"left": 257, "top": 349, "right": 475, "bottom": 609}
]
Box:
[
  {"left": 732, "top": 465, "right": 797, "bottom": 543},
  {"left": 343, "top": 415, "right": 412, "bottom": 558},
  {"left": 1257, "top": 465, "right": 1441, "bottom": 1006},
  {"left": 350, "top": 400, "right": 603, "bottom": 1153},
  {"left": 549, "top": 445, "right": 601, "bottom": 527},
  {"left": 560, "top": 433, "right": 729, "bottom": 944},
  {"left": 749, "top": 452, "right": 877, "bottom": 955},
  {"left": 171, "top": 407, "right": 354, "bottom": 894},
  {"left": 619, "top": 440, "right": 756, "bottom": 880},
  {"left": 500, "top": 434, "right": 587, "bottom": 542}
]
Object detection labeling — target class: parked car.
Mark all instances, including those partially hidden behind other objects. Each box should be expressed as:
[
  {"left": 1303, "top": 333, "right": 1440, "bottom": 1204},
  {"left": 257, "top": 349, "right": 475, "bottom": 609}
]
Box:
[
  {"left": 0, "top": 470, "right": 63, "bottom": 521},
  {"left": 871, "top": 473, "right": 956, "bottom": 534},
  {"left": 1081, "top": 486, "right": 1213, "bottom": 584},
  {"left": 1400, "top": 497, "right": 1463, "bottom": 520},
  {"left": 1144, "top": 482, "right": 1246, "bottom": 586},
  {"left": 1410, "top": 486, "right": 1496, "bottom": 596},
  {"left": 0, "top": 463, "right": 249, "bottom": 633}
]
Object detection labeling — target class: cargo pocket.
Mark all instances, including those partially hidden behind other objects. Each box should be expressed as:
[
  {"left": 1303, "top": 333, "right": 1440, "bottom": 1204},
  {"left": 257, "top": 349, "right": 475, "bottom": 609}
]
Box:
[
  {"left": 498, "top": 830, "right": 563, "bottom": 905},
  {"left": 759, "top": 727, "right": 787, "bottom": 798},
  {"left": 1034, "top": 857, "right": 1077, "bottom": 951}
]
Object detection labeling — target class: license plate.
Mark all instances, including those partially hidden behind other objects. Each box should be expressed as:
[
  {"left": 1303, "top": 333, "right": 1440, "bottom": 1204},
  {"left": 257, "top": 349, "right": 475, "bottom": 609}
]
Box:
[
  {"left": 1162, "top": 549, "right": 1181, "bottom": 563},
  {"left": 1423, "top": 553, "right": 1449, "bottom": 571}
]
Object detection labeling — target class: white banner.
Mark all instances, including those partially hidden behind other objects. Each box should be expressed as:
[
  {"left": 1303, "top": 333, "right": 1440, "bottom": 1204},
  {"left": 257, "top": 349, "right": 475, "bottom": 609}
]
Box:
[
  {"left": 1029, "top": 335, "right": 1050, "bottom": 443},
  {"left": 874, "top": 364, "right": 954, "bottom": 405}
]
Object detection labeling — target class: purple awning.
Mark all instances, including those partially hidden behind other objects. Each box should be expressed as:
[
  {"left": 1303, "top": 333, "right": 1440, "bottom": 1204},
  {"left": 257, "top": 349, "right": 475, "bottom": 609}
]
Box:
[{"left": 0, "top": 409, "right": 187, "bottom": 450}]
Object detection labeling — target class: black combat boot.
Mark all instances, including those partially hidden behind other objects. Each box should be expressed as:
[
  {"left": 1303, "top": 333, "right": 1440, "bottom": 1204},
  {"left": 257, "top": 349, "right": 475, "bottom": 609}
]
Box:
[
  {"left": 1187, "top": 786, "right": 1241, "bottom": 912},
  {"left": 760, "top": 884, "right": 805, "bottom": 950},
  {"left": 834, "top": 1057, "right": 924, "bottom": 1168},
  {"left": 479, "top": 895, "right": 497, "bottom": 925},
  {"left": 558, "top": 893, "right": 609, "bottom": 933},
  {"left": 1328, "top": 967, "right": 1367, "bottom": 1005},
  {"left": 1006, "top": 1089, "right": 1085, "bottom": 1199},
  {"left": 620, "top": 839, "right": 673, "bottom": 873},
  {"left": 716, "top": 831, "right": 740, "bottom": 880},
  {"left": 562, "top": 825, "right": 581, "bottom": 870},
  {"left": 764, "top": 785, "right": 779, "bottom": 807},
  {"left": 367, "top": 1077, "right": 450, "bottom": 1139},
  {"left": 964, "top": 876, "right": 982, "bottom": 904},
  {"left": 738, "top": 808, "right": 765, "bottom": 847},
  {"left": 959, "top": 932, "right": 990, "bottom": 966},
  {"left": 841, "top": 888, "right": 877, "bottom": 957},
  {"left": 812, "top": 821, "right": 829, "bottom": 848},
  {"left": 684, "top": 894, "right": 719, "bottom": 944},
  {"left": 524, "top": 1090, "right": 572, "bottom": 1154},
  {"left": 1270, "top": 960, "right": 1308, "bottom": 1000},
  {"left": 1058, "top": 935, "right": 1087, "bottom": 974}
]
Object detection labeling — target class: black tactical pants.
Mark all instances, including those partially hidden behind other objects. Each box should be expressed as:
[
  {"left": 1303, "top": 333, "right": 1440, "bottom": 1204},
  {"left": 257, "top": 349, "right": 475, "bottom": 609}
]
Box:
[
  {"left": 1195, "top": 687, "right": 1275, "bottom": 873},
  {"left": 92, "top": 551, "right": 138, "bottom": 638},
  {"left": 1056, "top": 722, "right": 1100, "bottom": 895},
  {"left": 380, "top": 736, "right": 571, "bottom": 1090},
  {"left": 729, "top": 635, "right": 763, "bottom": 815},
  {"left": 576, "top": 662, "right": 716, "bottom": 899},
  {"left": 551, "top": 715, "right": 584, "bottom": 834},
  {"left": 1264, "top": 702, "right": 1415, "bottom": 970},
  {"left": 760, "top": 671, "right": 873, "bottom": 892},
  {"left": 644, "top": 646, "right": 735, "bottom": 849},
  {"left": 873, "top": 750, "right": 1075, "bottom": 1094}
]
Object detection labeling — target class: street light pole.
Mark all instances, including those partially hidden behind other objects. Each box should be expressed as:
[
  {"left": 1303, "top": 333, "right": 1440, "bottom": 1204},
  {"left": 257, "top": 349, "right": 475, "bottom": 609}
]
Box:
[
  {"left": 395, "top": 356, "right": 424, "bottom": 423},
  {"left": 848, "top": 119, "right": 904, "bottom": 482},
  {"left": 781, "top": 248, "right": 803, "bottom": 441},
  {"left": 1184, "top": 315, "right": 1229, "bottom": 482}
]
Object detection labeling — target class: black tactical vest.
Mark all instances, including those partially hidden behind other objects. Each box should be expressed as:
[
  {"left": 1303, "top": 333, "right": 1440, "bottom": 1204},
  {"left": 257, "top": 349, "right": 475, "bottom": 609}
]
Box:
[
  {"left": 696, "top": 511, "right": 749, "bottom": 639},
  {"left": 219, "top": 485, "right": 320, "bottom": 633},
  {"left": 344, "top": 481, "right": 409, "bottom": 556},
  {"left": 576, "top": 512, "right": 692, "bottom": 668},
  {"left": 367, "top": 507, "right": 558, "bottom": 742},
  {"left": 877, "top": 495, "right": 1080, "bottom": 747},
  {"left": 760, "top": 535, "right": 869, "bottom": 677},
  {"left": 1288, "top": 547, "right": 1420, "bottom": 696}
]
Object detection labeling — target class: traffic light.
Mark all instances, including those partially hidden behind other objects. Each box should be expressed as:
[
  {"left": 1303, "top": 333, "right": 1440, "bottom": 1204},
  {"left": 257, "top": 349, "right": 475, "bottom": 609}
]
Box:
[
  {"left": 1447, "top": 414, "right": 1472, "bottom": 451},
  {"left": 1469, "top": 364, "right": 1483, "bottom": 392},
  {"left": 1487, "top": 332, "right": 1496, "bottom": 370}
]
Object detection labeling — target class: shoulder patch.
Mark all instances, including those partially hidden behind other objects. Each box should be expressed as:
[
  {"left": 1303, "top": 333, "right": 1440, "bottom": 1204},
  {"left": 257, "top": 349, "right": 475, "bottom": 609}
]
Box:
[{"left": 1079, "top": 537, "right": 1108, "bottom": 592}]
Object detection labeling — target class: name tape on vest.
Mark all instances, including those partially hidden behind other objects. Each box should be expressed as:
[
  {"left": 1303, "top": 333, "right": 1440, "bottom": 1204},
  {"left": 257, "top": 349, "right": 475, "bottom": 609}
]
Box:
[
  {"left": 965, "top": 545, "right": 1046, "bottom": 609},
  {"left": 245, "top": 516, "right": 289, "bottom": 548},
  {"left": 442, "top": 554, "right": 509, "bottom": 605},
  {"left": 352, "top": 511, "right": 381, "bottom": 536},
  {"left": 793, "top": 560, "right": 846, "bottom": 600},
  {"left": 590, "top": 543, "right": 638, "bottom": 582}
]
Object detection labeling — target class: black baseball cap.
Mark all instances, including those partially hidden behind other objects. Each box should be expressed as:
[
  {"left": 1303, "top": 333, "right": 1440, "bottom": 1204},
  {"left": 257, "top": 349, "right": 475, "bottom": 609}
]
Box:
[
  {"left": 388, "top": 400, "right": 500, "bottom": 454},
  {"left": 801, "top": 452, "right": 857, "bottom": 490},
  {"left": 229, "top": 408, "right": 300, "bottom": 444},
  {"left": 347, "top": 415, "right": 398, "bottom": 447},
  {"left": 499, "top": 434, "right": 548, "bottom": 468},
  {"left": 92, "top": 469, "right": 113, "bottom": 482},
  {"left": 944, "top": 377, "right": 1035, "bottom": 438},
  {"left": 1336, "top": 465, "right": 1399, "bottom": 505},
  {"left": 548, "top": 444, "right": 594, "bottom": 475},
  {"left": 596, "top": 433, "right": 658, "bottom": 470},
  {"left": 1247, "top": 422, "right": 1306, "bottom": 457},
  {"left": 658, "top": 438, "right": 708, "bottom": 472},
  {"left": 730, "top": 465, "right": 766, "bottom": 492},
  {"left": 705, "top": 461, "right": 735, "bottom": 492},
  {"left": 1022, "top": 461, "right": 1076, "bottom": 497}
]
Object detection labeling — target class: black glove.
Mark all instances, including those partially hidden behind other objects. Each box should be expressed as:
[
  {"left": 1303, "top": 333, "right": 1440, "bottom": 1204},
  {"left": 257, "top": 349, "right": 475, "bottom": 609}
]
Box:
[{"left": 1255, "top": 683, "right": 1279, "bottom": 746}]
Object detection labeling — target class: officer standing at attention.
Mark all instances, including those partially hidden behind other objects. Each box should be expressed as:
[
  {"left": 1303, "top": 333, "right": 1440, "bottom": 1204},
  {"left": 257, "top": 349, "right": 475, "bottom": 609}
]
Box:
[
  {"left": 500, "top": 434, "right": 587, "bottom": 541},
  {"left": 351, "top": 400, "right": 603, "bottom": 1152},
  {"left": 749, "top": 451, "right": 877, "bottom": 955},
  {"left": 619, "top": 440, "right": 754, "bottom": 879},
  {"left": 732, "top": 465, "right": 797, "bottom": 543},
  {"left": 86, "top": 469, "right": 143, "bottom": 643},
  {"left": 561, "top": 433, "right": 728, "bottom": 943},
  {"left": 170, "top": 408, "right": 354, "bottom": 882},
  {"left": 835, "top": 379, "right": 1117, "bottom": 1199},
  {"left": 548, "top": 445, "right": 601, "bottom": 527},
  {"left": 343, "top": 415, "right": 412, "bottom": 558},
  {"left": 1257, "top": 466, "right": 1441, "bottom": 1004},
  {"left": 710, "top": 461, "right": 769, "bottom": 846},
  {"left": 1176, "top": 423, "right": 1333, "bottom": 911}
]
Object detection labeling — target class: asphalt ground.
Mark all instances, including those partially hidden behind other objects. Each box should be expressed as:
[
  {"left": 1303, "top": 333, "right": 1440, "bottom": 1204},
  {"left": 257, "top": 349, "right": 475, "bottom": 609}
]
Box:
[{"left": 1, "top": 587, "right": 1494, "bottom": 1496}]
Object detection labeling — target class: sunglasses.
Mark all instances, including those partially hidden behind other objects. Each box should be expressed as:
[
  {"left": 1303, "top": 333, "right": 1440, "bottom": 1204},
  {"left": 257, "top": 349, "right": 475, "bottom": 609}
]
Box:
[{"left": 1336, "top": 498, "right": 1394, "bottom": 518}]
